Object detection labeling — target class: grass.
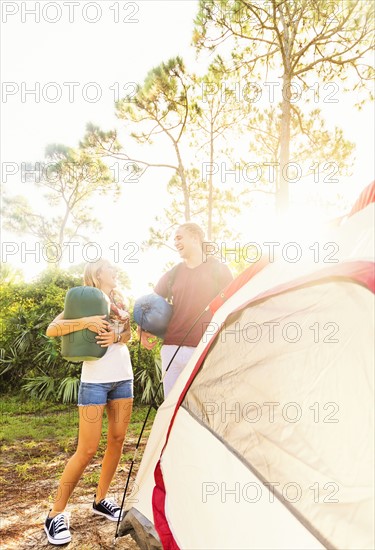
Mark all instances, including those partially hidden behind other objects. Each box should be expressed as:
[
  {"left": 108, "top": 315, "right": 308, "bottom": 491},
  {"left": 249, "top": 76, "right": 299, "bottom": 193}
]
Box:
[
  {"left": 82, "top": 471, "right": 101, "bottom": 486},
  {"left": 0, "top": 397, "right": 79, "bottom": 443},
  {"left": 0, "top": 395, "right": 155, "bottom": 548},
  {"left": 0, "top": 395, "right": 156, "bottom": 445},
  {"left": 0, "top": 395, "right": 156, "bottom": 488}
]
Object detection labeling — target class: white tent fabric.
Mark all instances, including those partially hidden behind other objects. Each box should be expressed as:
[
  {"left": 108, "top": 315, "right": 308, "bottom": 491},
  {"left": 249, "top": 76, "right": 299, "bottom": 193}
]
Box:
[
  {"left": 179, "top": 281, "right": 373, "bottom": 549},
  {"left": 121, "top": 203, "right": 374, "bottom": 550}
]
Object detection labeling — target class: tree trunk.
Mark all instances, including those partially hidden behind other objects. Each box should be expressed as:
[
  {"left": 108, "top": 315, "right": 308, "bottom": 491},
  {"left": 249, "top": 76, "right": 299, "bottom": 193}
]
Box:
[
  {"left": 207, "top": 120, "right": 214, "bottom": 240},
  {"left": 277, "top": 73, "right": 291, "bottom": 214},
  {"left": 174, "top": 143, "right": 190, "bottom": 221},
  {"left": 58, "top": 204, "right": 70, "bottom": 267}
]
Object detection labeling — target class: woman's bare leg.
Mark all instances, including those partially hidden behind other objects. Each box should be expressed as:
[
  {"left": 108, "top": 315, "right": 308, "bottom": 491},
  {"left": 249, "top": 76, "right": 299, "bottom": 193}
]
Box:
[
  {"left": 95, "top": 398, "right": 133, "bottom": 503},
  {"left": 50, "top": 404, "right": 105, "bottom": 516}
]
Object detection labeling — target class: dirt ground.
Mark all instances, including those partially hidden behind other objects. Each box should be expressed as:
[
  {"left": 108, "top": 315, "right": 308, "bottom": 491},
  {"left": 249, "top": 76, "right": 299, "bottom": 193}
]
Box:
[{"left": 0, "top": 440, "right": 143, "bottom": 550}]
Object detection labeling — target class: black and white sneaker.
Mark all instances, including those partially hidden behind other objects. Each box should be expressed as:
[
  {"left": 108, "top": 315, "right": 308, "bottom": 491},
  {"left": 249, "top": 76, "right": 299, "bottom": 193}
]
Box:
[
  {"left": 92, "top": 496, "right": 123, "bottom": 521},
  {"left": 44, "top": 511, "right": 72, "bottom": 545}
]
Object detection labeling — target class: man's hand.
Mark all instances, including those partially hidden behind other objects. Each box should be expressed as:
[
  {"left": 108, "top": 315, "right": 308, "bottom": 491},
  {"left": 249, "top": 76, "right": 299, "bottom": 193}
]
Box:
[{"left": 138, "top": 326, "right": 158, "bottom": 350}]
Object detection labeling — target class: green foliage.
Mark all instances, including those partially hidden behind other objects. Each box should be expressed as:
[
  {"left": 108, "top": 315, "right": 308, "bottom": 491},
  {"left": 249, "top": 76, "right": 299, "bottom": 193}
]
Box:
[
  {"left": 116, "top": 56, "right": 190, "bottom": 144},
  {"left": 22, "top": 376, "right": 56, "bottom": 401},
  {"left": 0, "top": 269, "right": 81, "bottom": 394},
  {"left": 57, "top": 376, "right": 80, "bottom": 403},
  {"left": 194, "top": 0, "right": 374, "bottom": 211},
  {"left": 82, "top": 58, "right": 202, "bottom": 233},
  {"left": 0, "top": 395, "right": 155, "bottom": 445},
  {"left": 135, "top": 352, "right": 163, "bottom": 407},
  {"left": 0, "top": 397, "right": 78, "bottom": 444},
  {"left": 21, "top": 374, "right": 80, "bottom": 403},
  {"left": 0, "top": 263, "right": 24, "bottom": 284},
  {"left": 2, "top": 143, "right": 119, "bottom": 266},
  {"left": 128, "top": 325, "right": 163, "bottom": 407},
  {"left": 0, "top": 269, "right": 161, "bottom": 406},
  {"left": 243, "top": 104, "right": 355, "bottom": 188}
]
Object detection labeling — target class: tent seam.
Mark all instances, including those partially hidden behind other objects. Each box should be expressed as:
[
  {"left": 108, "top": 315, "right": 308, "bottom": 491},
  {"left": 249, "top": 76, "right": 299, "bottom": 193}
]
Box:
[{"left": 180, "top": 404, "right": 337, "bottom": 550}]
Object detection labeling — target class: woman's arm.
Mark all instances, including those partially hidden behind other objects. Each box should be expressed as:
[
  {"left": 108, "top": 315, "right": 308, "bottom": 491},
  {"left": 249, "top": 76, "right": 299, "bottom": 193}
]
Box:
[{"left": 46, "top": 312, "right": 110, "bottom": 337}]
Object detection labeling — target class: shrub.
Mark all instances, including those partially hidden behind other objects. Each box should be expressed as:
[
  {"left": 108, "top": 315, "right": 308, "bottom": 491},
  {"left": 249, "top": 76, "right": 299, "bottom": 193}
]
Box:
[{"left": 0, "top": 268, "right": 161, "bottom": 405}]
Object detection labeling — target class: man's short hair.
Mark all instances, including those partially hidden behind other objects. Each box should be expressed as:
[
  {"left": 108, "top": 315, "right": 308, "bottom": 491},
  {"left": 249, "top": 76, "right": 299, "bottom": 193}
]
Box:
[{"left": 178, "top": 222, "right": 205, "bottom": 243}]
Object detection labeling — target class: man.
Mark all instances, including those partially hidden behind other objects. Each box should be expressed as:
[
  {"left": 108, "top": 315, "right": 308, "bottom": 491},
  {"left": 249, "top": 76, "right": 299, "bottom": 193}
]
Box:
[{"left": 140, "top": 223, "right": 233, "bottom": 398}]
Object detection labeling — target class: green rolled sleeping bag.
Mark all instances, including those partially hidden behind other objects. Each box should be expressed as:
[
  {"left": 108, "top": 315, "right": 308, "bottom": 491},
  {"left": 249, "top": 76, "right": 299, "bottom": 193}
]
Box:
[{"left": 61, "top": 286, "right": 110, "bottom": 363}]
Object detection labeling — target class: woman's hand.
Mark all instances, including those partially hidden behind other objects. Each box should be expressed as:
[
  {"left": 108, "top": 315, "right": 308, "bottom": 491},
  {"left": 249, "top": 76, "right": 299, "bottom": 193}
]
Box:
[
  {"left": 138, "top": 326, "right": 158, "bottom": 350},
  {"left": 85, "top": 315, "right": 110, "bottom": 334},
  {"left": 96, "top": 329, "right": 116, "bottom": 348}
]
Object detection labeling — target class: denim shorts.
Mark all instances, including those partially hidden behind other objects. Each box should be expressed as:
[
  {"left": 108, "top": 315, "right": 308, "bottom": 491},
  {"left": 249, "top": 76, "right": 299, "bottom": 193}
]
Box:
[{"left": 77, "top": 379, "right": 133, "bottom": 406}]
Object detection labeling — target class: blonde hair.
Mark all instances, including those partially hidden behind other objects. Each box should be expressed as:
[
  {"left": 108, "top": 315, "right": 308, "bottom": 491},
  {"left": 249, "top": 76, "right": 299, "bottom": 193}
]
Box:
[
  {"left": 83, "top": 258, "right": 109, "bottom": 288},
  {"left": 178, "top": 222, "right": 205, "bottom": 244}
]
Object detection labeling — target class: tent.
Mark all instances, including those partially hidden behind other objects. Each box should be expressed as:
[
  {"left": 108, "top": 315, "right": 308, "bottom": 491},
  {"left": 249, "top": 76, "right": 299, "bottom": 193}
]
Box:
[{"left": 120, "top": 185, "right": 374, "bottom": 550}]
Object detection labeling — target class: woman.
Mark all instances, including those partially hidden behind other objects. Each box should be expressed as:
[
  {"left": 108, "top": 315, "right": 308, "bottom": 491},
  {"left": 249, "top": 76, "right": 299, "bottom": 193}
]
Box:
[{"left": 44, "top": 259, "right": 133, "bottom": 546}]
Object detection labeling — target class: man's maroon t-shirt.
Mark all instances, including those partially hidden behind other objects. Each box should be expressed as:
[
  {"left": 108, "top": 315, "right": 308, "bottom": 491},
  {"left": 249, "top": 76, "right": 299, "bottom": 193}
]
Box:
[{"left": 154, "top": 259, "right": 233, "bottom": 347}]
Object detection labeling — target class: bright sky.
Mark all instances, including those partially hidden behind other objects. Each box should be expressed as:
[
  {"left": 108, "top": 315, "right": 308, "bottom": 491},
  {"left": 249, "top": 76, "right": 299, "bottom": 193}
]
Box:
[{"left": 1, "top": 0, "right": 374, "bottom": 296}]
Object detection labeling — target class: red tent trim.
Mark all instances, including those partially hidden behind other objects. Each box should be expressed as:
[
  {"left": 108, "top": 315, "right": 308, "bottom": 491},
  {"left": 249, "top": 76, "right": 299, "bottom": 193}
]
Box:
[
  {"left": 348, "top": 181, "right": 375, "bottom": 217},
  {"left": 208, "top": 256, "right": 269, "bottom": 315},
  {"left": 152, "top": 461, "right": 180, "bottom": 550}
]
